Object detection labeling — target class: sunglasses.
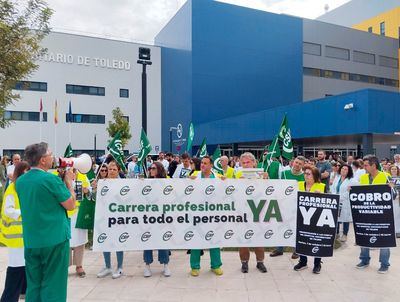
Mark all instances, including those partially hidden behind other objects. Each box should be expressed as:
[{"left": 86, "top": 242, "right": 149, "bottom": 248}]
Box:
[{"left": 100, "top": 169, "right": 108, "bottom": 172}]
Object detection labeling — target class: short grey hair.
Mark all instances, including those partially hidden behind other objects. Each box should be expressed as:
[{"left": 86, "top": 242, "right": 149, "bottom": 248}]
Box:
[
  {"left": 24, "top": 142, "right": 48, "bottom": 167},
  {"left": 296, "top": 156, "right": 306, "bottom": 162},
  {"left": 240, "top": 152, "right": 256, "bottom": 162}
]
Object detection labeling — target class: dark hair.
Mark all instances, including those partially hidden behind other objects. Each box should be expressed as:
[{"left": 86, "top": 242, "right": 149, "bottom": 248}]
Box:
[
  {"left": 181, "top": 153, "right": 190, "bottom": 160},
  {"left": 339, "top": 164, "right": 353, "bottom": 179},
  {"left": 149, "top": 161, "right": 166, "bottom": 178},
  {"left": 99, "top": 164, "right": 108, "bottom": 179},
  {"left": 201, "top": 155, "right": 213, "bottom": 164},
  {"left": 165, "top": 152, "right": 173, "bottom": 157},
  {"left": 13, "top": 161, "right": 30, "bottom": 181},
  {"left": 24, "top": 142, "right": 48, "bottom": 167},
  {"left": 352, "top": 160, "right": 360, "bottom": 169},
  {"left": 363, "top": 155, "right": 380, "bottom": 169},
  {"left": 168, "top": 160, "right": 179, "bottom": 177},
  {"left": 303, "top": 164, "right": 321, "bottom": 183},
  {"left": 190, "top": 158, "right": 201, "bottom": 173}
]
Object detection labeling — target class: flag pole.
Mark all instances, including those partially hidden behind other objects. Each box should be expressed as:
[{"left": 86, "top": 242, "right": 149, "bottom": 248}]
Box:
[
  {"left": 95, "top": 153, "right": 110, "bottom": 180},
  {"left": 265, "top": 136, "right": 279, "bottom": 172}
]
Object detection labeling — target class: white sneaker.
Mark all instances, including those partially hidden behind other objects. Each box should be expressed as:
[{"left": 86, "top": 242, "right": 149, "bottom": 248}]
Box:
[
  {"left": 340, "top": 235, "right": 348, "bottom": 242},
  {"left": 163, "top": 264, "right": 171, "bottom": 277},
  {"left": 97, "top": 267, "right": 112, "bottom": 278},
  {"left": 112, "top": 268, "right": 123, "bottom": 279},
  {"left": 144, "top": 264, "right": 152, "bottom": 277}
]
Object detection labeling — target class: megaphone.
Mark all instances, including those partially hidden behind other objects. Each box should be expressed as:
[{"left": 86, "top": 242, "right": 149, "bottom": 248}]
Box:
[{"left": 58, "top": 153, "right": 92, "bottom": 174}]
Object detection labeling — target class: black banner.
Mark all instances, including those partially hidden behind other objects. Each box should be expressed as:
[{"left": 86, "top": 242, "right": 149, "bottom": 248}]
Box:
[
  {"left": 296, "top": 192, "right": 339, "bottom": 257},
  {"left": 350, "top": 184, "right": 396, "bottom": 248}
]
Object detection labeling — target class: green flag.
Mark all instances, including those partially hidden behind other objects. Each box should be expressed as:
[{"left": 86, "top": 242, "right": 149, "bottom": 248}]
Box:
[
  {"left": 138, "top": 128, "right": 152, "bottom": 165},
  {"left": 107, "top": 131, "right": 127, "bottom": 172},
  {"left": 64, "top": 143, "right": 73, "bottom": 158},
  {"left": 186, "top": 122, "right": 194, "bottom": 152},
  {"left": 263, "top": 135, "right": 281, "bottom": 172},
  {"left": 86, "top": 169, "right": 96, "bottom": 183},
  {"left": 198, "top": 138, "right": 207, "bottom": 158},
  {"left": 278, "top": 114, "right": 293, "bottom": 160},
  {"left": 212, "top": 145, "right": 223, "bottom": 174}
]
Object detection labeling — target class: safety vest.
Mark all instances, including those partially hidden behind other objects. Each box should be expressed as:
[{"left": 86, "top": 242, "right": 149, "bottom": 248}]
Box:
[
  {"left": 360, "top": 171, "right": 388, "bottom": 185},
  {"left": 298, "top": 181, "right": 326, "bottom": 193},
  {"left": 0, "top": 183, "right": 23, "bottom": 248},
  {"left": 67, "top": 172, "right": 90, "bottom": 217},
  {"left": 224, "top": 167, "right": 235, "bottom": 179}
]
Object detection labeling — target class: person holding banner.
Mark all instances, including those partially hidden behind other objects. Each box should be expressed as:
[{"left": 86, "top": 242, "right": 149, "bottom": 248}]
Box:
[
  {"left": 331, "top": 164, "right": 356, "bottom": 243},
  {"left": 189, "top": 156, "right": 223, "bottom": 276},
  {"left": 172, "top": 153, "right": 192, "bottom": 178},
  {"left": 143, "top": 161, "right": 172, "bottom": 277},
  {"left": 356, "top": 156, "right": 392, "bottom": 274},
  {"left": 389, "top": 164, "right": 400, "bottom": 237},
  {"left": 97, "top": 161, "right": 125, "bottom": 279},
  {"left": 294, "top": 165, "right": 326, "bottom": 274},
  {"left": 235, "top": 152, "right": 268, "bottom": 274}
]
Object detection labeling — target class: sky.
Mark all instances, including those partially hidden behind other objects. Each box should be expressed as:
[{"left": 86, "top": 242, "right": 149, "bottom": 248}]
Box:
[{"left": 44, "top": 0, "right": 350, "bottom": 44}]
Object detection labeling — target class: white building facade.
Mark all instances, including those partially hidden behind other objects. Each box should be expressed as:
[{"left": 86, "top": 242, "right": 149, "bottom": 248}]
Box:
[{"left": 0, "top": 32, "right": 162, "bottom": 157}]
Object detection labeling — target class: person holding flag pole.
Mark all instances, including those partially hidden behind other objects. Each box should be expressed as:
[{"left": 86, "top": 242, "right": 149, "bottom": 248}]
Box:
[{"left": 137, "top": 128, "right": 152, "bottom": 178}]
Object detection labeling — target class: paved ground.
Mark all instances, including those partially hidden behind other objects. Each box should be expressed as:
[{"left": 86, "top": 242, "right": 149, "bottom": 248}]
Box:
[{"left": 0, "top": 234, "right": 399, "bottom": 302}]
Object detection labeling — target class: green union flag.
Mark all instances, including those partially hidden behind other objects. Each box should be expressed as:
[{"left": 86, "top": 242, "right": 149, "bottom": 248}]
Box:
[
  {"left": 107, "top": 131, "right": 126, "bottom": 172},
  {"left": 64, "top": 143, "right": 73, "bottom": 158},
  {"left": 278, "top": 114, "right": 293, "bottom": 160},
  {"left": 138, "top": 128, "right": 152, "bottom": 165},
  {"left": 263, "top": 135, "right": 281, "bottom": 172},
  {"left": 186, "top": 122, "right": 194, "bottom": 152},
  {"left": 198, "top": 138, "right": 207, "bottom": 158},
  {"left": 212, "top": 145, "right": 223, "bottom": 174}
]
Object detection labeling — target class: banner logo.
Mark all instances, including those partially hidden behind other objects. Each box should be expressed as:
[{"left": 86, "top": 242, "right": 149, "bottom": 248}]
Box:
[
  {"left": 370, "top": 236, "right": 377, "bottom": 244},
  {"left": 205, "top": 185, "right": 215, "bottom": 195},
  {"left": 244, "top": 230, "right": 254, "bottom": 239},
  {"left": 264, "top": 230, "right": 274, "bottom": 239},
  {"left": 142, "top": 185, "right": 152, "bottom": 195},
  {"left": 246, "top": 186, "right": 255, "bottom": 195},
  {"left": 184, "top": 231, "right": 194, "bottom": 241},
  {"left": 101, "top": 186, "right": 109, "bottom": 196},
  {"left": 285, "top": 186, "right": 294, "bottom": 195},
  {"left": 120, "top": 186, "right": 130, "bottom": 196},
  {"left": 224, "top": 230, "right": 234, "bottom": 239},
  {"left": 205, "top": 230, "right": 215, "bottom": 241},
  {"left": 163, "top": 231, "right": 173, "bottom": 241},
  {"left": 163, "top": 185, "right": 173, "bottom": 195},
  {"left": 225, "top": 185, "right": 235, "bottom": 195},
  {"left": 284, "top": 229, "right": 293, "bottom": 239},
  {"left": 312, "top": 247, "right": 319, "bottom": 254},
  {"left": 265, "top": 186, "right": 275, "bottom": 195},
  {"left": 119, "top": 232, "right": 129, "bottom": 243},
  {"left": 97, "top": 233, "right": 107, "bottom": 243},
  {"left": 185, "top": 185, "right": 195, "bottom": 195},
  {"left": 141, "top": 232, "right": 151, "bottom": 242}
]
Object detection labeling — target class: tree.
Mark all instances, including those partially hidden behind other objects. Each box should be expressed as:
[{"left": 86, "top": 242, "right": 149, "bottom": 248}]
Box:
[
  {"left": 0, "top": 0, "right": 52, "bottom": 128},
  {"left": 107, "top": 107, "right": 132, "bottom": 147}
]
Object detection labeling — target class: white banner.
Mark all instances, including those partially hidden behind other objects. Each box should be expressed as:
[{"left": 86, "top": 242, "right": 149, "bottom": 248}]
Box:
[{"left": 93, "top": 179, "right": 298, "bottom": 251}]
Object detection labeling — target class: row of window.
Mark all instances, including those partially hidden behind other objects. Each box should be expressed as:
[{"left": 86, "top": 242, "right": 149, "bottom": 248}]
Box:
[
  {"left": 303, "top": 42, "right": 398, "bottom": 69},
  {"left": 4, "top": 111, "right": 129, "bottom": 124},
  {"left": 303, "top": 67, "right": 399, "bottom": 87},
  {"left": 368, "top": 22, "right": 386, "bottom": 36},
  {"left": 14, "top": 82, "right": 130, "bottom": 98}
]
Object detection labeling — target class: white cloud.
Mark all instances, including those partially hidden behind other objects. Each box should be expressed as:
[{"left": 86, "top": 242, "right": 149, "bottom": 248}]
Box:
[{"left": 45, "top": 0, "right": 350, "bottom": 43}]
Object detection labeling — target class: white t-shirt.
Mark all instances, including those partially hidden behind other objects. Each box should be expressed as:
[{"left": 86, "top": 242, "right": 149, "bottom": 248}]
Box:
[
  {"left": 172, "top": 164, "right": 192, "bottom": 178},
  {"left": 160, "top": 159, "right": 169, "bottom": 171},
  {"left": 6, "top": 164, "right": 15, "bottom": 179},
  {"left": 127, "top": 161, "right": 137, "bottom": 178}
]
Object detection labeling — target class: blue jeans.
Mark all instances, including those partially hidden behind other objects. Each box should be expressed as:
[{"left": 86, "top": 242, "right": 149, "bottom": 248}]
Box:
[
  {"left": 359, "top": 248, "right": 390, "bottom": 268},
  {"left": 103, "top": 251, "right": 124, "bottom": 269},
  {"left": 337, "top": 222, "right": 350, "bottom": 235},
  {"left": 143, "top": 250, "right": 170, "bottom": 265}
]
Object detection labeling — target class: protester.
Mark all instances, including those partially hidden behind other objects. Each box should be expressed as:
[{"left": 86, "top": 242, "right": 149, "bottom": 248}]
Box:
[
  {"left": 294, "top": 165, "right": 326, "bottom": 274},
  {"left": 235, "top": 152, "right": 267, "bottom": 273},
  {"left": 394, "top": 154, "right": 400, "bottom": 169},
  {"left": 189, "top": 156, "right": 223, "bottom": 276},
  {"left": 189, "top": 158, "right": 201, "bottom": 175},
  {"left": 270, "top": 156, "right": 306, "bottom": 259},
  {"left": 0, "top": 156, "right": 8, "bottom": 190},
  {"left": 158, "top": 152, "right": 169, "bottom": 171},
  {"left": 220, "top": 155, "right": 235, "bottom": 178},
  {"left": 127, "top": 156, "right": 137, "bottom": 178},
  {"left": 16, "top": 142, "right": 75, "bottom": 301},
  {"left": 329, "top": 161, "right": 340, "bottom": 186},
  {"left": 143, "top": 161, "right": 171, "bottom": 277},
  {"left": 356, "top": 156, "right": 392, "bottom": 274},
  {"left": 331, "top": 164, "right": 356, "bottom": 242},
  {"left": 6, "top": 154, "right": 21, "bottom": 182},
  {"left": 172, "top": 153, "right": 192, "bottom": 178},
  {"left": 0, "top": 162, "right": 30, "bottom": 302},
  {"left": 316, "top": 150, "right": 332, "bottom": 191},
  {"left": 352, "top": 160, "right": 365, "bottom": 182}
]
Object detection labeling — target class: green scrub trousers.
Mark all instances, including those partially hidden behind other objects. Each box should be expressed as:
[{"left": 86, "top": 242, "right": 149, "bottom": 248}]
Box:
[
  {"left": 190, "top": 248, "right": 222, "bottom": 269},
  {"left": 24, "top": 240, "right": 69, "bottom": 302}
]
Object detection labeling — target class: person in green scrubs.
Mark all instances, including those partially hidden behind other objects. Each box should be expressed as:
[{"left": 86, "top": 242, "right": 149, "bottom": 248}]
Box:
[{"left": 16, "top": 142, "right": 76, "bottom": 302}]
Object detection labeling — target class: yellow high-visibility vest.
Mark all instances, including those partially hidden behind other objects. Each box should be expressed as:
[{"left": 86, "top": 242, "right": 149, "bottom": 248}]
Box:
[
  {"left": 298, "top": 181, "right": 325, "bottom": 193},
  {"left": 224, "top": 167, "right": 235, "bottom": 179},
  {"left": 0, "top": 183, "right": 23, "bottom": 248},
  {"left": 360, "top": 171, "right": 388, "bottom": 185},
  {"left": 67, "top": 172, "right": 90, "bottom": 217}
]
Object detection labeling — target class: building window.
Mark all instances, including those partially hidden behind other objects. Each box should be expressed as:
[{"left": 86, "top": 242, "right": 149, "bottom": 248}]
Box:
[
  {"left": 379, "top": 56, "right": 398, "bottom": 69},
  {"left": 66, "top": 84, "right": 105, "bottom": 96},
  {"left": 368, "top": 27, "right": 373, "bottom": 33},
  {"left": 120, "top": 89, "right": 129, "bottom": 98},
  {"left": 14, "top": 81, "right": 47, "bottom": 92},
  {"left": 380, "top": 22, "right": 385, "bottom": 36},
  {"left": 303, "top": 42, "right": 321, "bottom": 56},
  {"left": 353, "top": 51, "right": 375, "bottom": 65},
  {"left": 66, "top": 113, "right": 105, "bottom": 124},
  {"left": 325, "top": 46, "right": 350, "bottom": 61},
  {"left": 122, "top": 116, "right": 129, "bottom": 122},
  {"left": 303, "top": 67, "right": 321, "bottom": 77},
  {"left": 4, "top": 111, "right": 47, "bottom": 122}
]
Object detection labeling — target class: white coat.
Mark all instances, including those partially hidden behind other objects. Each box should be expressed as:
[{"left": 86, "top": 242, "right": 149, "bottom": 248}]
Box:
[{"left": 330, "top": 176, "right": 358, "bottom": 223}]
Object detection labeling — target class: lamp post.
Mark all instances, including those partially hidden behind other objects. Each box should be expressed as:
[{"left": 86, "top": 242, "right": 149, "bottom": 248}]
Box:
[
  {"left": 94, "top": 134, "right": 97, "bottom": 158},
  {"left": 137, "top": 47, "right": 152, "bottom": 133}
]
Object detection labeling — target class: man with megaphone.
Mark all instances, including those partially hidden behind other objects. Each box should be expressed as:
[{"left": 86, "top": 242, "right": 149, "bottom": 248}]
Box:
[{"left": 15, "top": 142, "right": 76, "bottom": 302}]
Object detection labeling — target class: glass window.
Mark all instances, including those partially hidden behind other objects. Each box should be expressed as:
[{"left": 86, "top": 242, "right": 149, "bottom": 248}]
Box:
[
  {"left": 303, "top": 42, "right": 321, "bottom": 56},
  {"left": 379, "top": 56, "right": 398, "bottom": 69},
  {"left": 380, "top": 22, "right": 385, "bottom": 36},
  {"left": 368, "top": 27, "right": 373, "bottom": 33},
  {"left": 122, "top": 116, "right": 129, "bottom": 122},
  {"left": 325, "top": 46, "right": 350, "bottom": 60},
  {"left": 66, "top": 113, "right": 105, "bottom": 124},
  {"left": 14, "top": 81, "right": 47, "bottom": 92},
  {"left": 4, "top": 111, "right": 45, "bottom": 121},
  {"left": 120, "top": 89, "right": 129, "bottom": 98},
  {"left": 353, "top": 51, "right": 375, "bottom": 65},
  {"left": 66, "top": 84, "right": 105, "bottom": 96},
  {"left": 303, "top": 67, "right": 321, "bottom": 77}
]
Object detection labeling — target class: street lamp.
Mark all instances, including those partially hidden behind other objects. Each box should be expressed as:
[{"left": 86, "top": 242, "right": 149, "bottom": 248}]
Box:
[
  {"left": 137, "top": 47, "right": 152, "bottom": 133},
  {"left": 169, "top": 126, "right": 177, "bottom": 153}
]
